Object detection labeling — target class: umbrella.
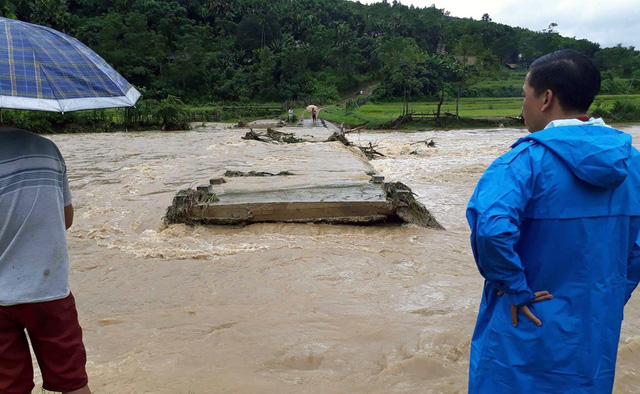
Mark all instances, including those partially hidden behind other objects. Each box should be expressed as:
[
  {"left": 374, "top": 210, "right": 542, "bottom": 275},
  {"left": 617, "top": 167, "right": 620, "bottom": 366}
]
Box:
[
  {"left": 306, "top": 105, "right": 318, "bottom": 112},
  {"left": 0, "top": 17, "right": 140, "bottom": 113}
]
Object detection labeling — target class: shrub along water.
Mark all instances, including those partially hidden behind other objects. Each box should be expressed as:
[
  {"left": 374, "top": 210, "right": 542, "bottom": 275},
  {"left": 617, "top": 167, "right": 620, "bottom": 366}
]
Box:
[
  {"left": 1, "top": 96, "right": 191, "bottom": 133},
  {"left": 591, "top": 100, "right": 640, "bottom": 122}
]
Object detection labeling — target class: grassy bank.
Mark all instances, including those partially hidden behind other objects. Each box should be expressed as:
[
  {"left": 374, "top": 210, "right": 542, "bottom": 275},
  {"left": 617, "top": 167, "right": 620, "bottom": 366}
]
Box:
[
  {"left": 467, "top": 71, "right": 640, "bottom": 98},
  {"left": 318, "top": 95, "right": 640, "bottom": 129},
  {"left": 0, "top": 100, "right": 287, "bottom": 133},
  {"left": 4, "top": 94, "right": 640, "bottom": 134}
]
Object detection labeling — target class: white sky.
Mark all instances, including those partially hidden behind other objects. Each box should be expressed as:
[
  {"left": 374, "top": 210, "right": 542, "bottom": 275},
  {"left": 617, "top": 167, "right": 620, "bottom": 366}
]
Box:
[{"left": 351, "top": 0, "right": 640, "bottom": 50}]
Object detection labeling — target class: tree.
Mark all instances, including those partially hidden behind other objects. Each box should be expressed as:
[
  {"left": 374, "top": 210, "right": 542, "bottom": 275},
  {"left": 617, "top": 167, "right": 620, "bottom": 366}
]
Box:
[
  {"left": 277, "top": 45, "right": 311, "bottom": 101},
  {"left": 491, "top": 30, "right": 519, "bottom": 64},
  {"left": 0, "top": 0, "right": 17, "bottom": 18},
  {"left": 596, "top": 45, "right": 640, "bottom": 77},
  {"left": 31, "top": 0, "right": 69, "bottom": 31},
  {"left": 454, "top": 34, "right": 483, "bottom": 65},
  {"left": 75, "top": 12, "right": 167, "bottom": 90},
  {"left": 253, "top": 48, "right": 278, "bottom": 99},
  {"left": 481, "top": 13, "right": 491, "bottom": 22},
  {"left": 374, "top": 37, "right": 425, "bottom": 116},
  {"left": 418, "top": 55, "right": 461, "bottom": 118},
  {"left": 237, "top": 12, "right": 282, "bottom": 52}
]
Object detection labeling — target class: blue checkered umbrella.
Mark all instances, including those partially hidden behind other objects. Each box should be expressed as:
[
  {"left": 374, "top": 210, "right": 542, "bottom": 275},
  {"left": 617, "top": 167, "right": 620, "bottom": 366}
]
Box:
[{"left": 0, "top": 17, "right": 140, "bottom": 112}]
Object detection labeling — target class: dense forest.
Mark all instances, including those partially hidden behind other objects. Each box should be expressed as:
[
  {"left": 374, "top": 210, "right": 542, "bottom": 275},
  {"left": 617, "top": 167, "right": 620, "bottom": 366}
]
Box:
[{"left": 1, "top": 0, "right": 639, "bottom": 105}]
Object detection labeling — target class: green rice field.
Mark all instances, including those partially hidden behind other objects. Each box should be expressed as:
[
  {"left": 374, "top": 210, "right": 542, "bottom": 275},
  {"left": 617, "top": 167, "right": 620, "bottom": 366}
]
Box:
[{"left": 318, "top": 95, "right": 640, "bottom": 128}]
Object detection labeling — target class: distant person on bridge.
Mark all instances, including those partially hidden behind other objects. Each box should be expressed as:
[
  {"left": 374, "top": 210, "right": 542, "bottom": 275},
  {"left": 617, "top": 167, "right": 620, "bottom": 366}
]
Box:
[
  {"left": 466, "top": 49, "right": 640, "bottom": 393},
  {"left": 305, "top": 105, "right": 318, "bottom": 124}
]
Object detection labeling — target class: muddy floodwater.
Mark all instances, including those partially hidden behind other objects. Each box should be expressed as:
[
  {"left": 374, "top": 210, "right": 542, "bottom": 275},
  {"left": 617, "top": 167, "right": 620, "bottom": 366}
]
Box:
[{"left": 37, "top": 125, "right": 640, "bottom": 393}]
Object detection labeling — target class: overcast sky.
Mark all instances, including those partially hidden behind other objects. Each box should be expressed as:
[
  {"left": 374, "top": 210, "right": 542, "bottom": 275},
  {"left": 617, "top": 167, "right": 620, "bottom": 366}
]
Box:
[{"left": 351, "top": 0, "right": 639, "bottom": 50}]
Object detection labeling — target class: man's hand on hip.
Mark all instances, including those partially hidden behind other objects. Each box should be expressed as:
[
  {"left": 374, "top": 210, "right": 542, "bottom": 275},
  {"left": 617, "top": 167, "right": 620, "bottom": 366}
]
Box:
[{"left": 497, "top": 290, "right": 553, "bottom": 327}]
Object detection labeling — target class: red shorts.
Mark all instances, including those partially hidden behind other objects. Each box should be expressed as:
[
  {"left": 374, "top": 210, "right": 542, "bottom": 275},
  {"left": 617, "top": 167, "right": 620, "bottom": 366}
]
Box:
[{"left": 0, "top": 293, "right": 88, "bottom": 394}]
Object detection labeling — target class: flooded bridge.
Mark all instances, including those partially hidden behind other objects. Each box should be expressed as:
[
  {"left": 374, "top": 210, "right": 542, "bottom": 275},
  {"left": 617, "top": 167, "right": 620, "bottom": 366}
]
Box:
[{"left": 166, "top": 119, "right": 443, "bottom": 229}]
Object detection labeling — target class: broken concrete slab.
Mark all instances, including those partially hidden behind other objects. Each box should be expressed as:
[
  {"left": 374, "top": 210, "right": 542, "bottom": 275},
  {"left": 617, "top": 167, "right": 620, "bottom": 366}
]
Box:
[{"left": 165, "top": 122, "right": 443, "bottom": 229}]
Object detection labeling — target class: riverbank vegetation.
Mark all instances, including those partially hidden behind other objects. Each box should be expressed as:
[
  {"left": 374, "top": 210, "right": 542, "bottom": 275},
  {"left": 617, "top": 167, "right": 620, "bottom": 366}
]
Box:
[
  {"left": 5, "top": 93, "right": 638, "bottom": 134},
  {"left": 320, "top": 95, "right": 640, "bottom": 129}
]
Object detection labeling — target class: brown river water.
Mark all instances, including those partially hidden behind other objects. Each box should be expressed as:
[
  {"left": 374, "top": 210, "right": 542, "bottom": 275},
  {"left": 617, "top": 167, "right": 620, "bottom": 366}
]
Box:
[{"left": 36, "top": 124, "right": 640, "bottom": 393}]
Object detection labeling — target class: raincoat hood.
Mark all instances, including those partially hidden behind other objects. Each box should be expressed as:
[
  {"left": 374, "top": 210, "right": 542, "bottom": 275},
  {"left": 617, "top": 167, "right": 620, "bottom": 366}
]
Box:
[{"left": 514, "top": 124, "right": 632, "bottom": 188}]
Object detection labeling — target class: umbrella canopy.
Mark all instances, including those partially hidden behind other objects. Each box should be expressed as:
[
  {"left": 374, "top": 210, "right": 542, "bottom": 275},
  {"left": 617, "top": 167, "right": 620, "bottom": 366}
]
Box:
[
  {"left": 0, "top": 17, "right": 140, "bottom": 112},
  {"left": 306, "top": 105, "right": 318, "bottom": 111}
]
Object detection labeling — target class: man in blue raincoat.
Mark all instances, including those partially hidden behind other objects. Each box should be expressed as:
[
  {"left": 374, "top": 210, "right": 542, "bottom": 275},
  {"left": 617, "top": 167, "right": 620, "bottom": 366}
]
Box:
[{"left": 467, "top": 49, "right": 640, "bottom": 392}]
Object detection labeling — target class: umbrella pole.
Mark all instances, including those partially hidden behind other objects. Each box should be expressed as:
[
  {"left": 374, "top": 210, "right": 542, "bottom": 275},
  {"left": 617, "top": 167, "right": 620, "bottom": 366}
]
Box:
[{"left": 1, "top": 108, "right": 3, "bottom": 125}]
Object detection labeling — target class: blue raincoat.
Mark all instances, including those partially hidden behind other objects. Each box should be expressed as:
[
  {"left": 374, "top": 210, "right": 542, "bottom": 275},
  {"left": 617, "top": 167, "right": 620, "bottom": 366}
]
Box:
[{"left": 467, "top": 122, "right": 640, "bottom": 393}]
